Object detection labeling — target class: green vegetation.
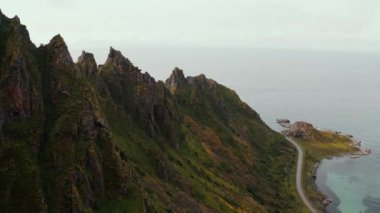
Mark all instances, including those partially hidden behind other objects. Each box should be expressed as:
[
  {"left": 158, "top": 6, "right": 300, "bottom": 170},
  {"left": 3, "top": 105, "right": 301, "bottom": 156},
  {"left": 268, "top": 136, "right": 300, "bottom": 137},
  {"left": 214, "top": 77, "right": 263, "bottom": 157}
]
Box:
[
  {"left": 0, "top": 11, "right": 306, "bottom": 212},
  {"left": 293, "top": 130, "right": 358, "bottom": 211},
  {"left": 97, "top": 182, "right": 145, "bottom": 213}
]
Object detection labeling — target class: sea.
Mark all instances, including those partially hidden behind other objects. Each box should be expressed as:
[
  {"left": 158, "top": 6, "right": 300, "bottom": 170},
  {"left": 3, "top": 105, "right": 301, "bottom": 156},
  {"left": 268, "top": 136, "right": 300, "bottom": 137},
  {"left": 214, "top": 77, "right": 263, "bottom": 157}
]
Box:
[{"left": 76, "top": 47, "right": 380, "bottom": 213}]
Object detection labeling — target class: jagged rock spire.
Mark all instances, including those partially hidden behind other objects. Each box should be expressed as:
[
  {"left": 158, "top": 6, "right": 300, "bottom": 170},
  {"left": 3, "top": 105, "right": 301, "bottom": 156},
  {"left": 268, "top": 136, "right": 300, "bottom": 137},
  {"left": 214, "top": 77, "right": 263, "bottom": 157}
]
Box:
[
  {"left": 12, "top": 15, "right": 20, "bottom": 24},
  {"left": 78, "top": 50, "right": 96, "bottom": 64},
  {"left": 108, "top": 47, "right": 121, "bottom": 58},
  {"left": 45, "top": 34, "right": 73, "bottom": 65},
  {"left": 0, "top": 12, "right": 20, "bottom": 25},
  {"left": 165, "top": 67, "right": 187, "bottom": 92},
  {"left": 48, "top": 34, "right": 68, "bottom": 49},
  {"left": 104, "top": 47, "right": 131, "bottom": 68},
  {"left": 77, "top": 50, "right": 97, "bottom": 77}
]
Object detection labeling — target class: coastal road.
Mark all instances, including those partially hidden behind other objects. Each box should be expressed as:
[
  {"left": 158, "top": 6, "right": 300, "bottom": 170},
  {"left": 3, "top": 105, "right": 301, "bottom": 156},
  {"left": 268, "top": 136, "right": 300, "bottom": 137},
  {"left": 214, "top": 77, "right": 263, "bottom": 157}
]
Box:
[{"left": 286, "top": 136, "right": 318, "bottom": 213}]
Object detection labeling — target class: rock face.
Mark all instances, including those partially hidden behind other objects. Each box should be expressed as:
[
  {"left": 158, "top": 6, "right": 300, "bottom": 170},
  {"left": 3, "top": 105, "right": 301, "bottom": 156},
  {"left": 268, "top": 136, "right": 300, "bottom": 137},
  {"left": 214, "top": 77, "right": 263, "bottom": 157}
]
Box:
[
  {"left": 0, "top": 11, "right": 301, "bottom": 212},
  {"left": 77, "top": 51, "right": 97, "bottom": 77},
  {"left": 99, "top": 47, "right": 181, "bottom": 146},
  {"left": 45, "top": 34, "right": 73, "bottom": 66},
  {"left": 0, "top": 12, "right": 41, "bottom": 121},
  {"left": 165, "top": 67, "right": 187, "bottom": 92},
  {"left": 283, "top": 121, "right": 320, "bottom": 140},
  {"left": 0, "top": 12, "right": 125, "bottom": 212}
]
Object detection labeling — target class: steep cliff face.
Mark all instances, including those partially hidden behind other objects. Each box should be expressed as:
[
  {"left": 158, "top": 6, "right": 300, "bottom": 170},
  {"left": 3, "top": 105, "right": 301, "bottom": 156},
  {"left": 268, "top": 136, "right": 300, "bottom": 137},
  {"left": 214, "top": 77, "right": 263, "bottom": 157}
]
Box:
[
  {"left": 38, "top": 35, "right": 127, "bottom": 212},
  {"left": 98, "top": 47, "right": 182, "bottom": 147},
  {"left": 0, "top": 11, "right": 302, "bottom": 213},
  {"left": 0, "top": 12, "right": 46, "bottom": 212},
  {"left": 0, "top": 12, "right": 126, "bottom": 212}
]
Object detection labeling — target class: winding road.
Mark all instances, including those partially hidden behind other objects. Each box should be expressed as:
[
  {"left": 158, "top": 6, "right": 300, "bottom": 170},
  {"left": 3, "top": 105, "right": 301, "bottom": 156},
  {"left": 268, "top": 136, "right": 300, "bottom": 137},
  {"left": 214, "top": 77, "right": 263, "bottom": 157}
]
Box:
[{"left": 286, "top": 136, "right": 318, "bottom": 213}]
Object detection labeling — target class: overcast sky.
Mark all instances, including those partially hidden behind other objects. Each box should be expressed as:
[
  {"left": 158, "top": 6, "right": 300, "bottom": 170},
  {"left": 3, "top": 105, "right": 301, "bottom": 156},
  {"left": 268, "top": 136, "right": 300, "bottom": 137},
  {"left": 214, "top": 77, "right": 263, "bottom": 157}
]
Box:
[{"left": 2, "top": 0, "right": 380, "bottom": 55}]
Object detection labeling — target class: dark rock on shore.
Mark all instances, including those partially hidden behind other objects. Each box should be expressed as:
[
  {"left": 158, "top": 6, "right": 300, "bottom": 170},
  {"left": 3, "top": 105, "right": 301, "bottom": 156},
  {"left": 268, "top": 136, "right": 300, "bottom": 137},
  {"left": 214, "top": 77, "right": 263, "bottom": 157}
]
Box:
[
  {"left": 277, "top": 119, "right": 291, "bottom": 127},
  {"left": 282, "top": 121, "right": 321, "bottom": 140},
  {"left": 276, "top": 118, "right": 290, "bottom": 123}
]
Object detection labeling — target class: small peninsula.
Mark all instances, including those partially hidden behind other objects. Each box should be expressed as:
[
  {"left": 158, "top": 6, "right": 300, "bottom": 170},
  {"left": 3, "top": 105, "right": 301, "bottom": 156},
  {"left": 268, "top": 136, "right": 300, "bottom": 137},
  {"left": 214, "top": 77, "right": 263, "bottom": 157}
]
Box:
[{"left": 278, "top": 120, "right": 371, "bottom": 211}]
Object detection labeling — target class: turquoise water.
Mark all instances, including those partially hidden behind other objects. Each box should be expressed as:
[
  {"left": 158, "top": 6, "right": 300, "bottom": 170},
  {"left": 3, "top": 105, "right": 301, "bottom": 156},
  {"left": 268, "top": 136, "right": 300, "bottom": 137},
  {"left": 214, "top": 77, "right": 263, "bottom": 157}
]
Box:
[
  {"left": 90, "top": 47, "right": 380, "bottom": 212},
  {"left": 221, "top": 49, "right": 380, "bottom": 213},
  {"left": 228, "top": 49, "right": 380, "bottom": 213}
]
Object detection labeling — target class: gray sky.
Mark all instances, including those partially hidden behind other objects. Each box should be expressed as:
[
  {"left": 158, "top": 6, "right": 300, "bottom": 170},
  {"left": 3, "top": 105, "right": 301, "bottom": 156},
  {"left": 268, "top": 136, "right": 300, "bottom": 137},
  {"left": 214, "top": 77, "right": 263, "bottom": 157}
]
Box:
[{"left": 2, "top": 0, "right": 380, "bottom": 56}]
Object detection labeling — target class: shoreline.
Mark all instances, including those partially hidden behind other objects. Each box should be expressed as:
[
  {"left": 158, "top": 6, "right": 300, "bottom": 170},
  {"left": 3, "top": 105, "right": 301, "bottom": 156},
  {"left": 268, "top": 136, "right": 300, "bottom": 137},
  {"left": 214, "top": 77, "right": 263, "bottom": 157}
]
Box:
[
  {"left": 277, "top": 119, "right": 371, "bottom": 211},
  {"left": 311, "top": 135, "right": 371, "bottom": 210},
  {"left": 312, "top": 162, "right": 341, "bottom": 212}
]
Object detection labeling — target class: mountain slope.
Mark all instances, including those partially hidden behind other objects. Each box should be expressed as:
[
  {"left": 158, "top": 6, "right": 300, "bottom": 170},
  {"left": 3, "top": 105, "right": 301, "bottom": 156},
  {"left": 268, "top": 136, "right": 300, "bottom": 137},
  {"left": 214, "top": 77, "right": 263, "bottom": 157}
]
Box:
[{"left": 0, "top": 11, "right": 302, "bottom": 212}]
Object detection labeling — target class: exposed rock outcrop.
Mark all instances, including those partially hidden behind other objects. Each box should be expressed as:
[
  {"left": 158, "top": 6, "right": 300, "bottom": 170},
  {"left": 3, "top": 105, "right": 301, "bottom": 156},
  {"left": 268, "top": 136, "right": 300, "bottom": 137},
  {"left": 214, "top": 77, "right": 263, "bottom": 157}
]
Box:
[
  {"left": 165, "top": 67, "right": 187, "bottom": 92},
  {"left": 0, "top": 11, "right": 41, "bottom": 121},
  {"left": 0, "top": 13, "right": 127, "bottom": 212},
  {"left": 44, "top": 34, "right": 73, "bottom": 66},
  {"left": 283, "top": 121, "right": 321, "bottom": 140},
  {"left": 0, "top": 11, "right": 300, "bottom": 213},
  {"left": 77, "top": 51, "right": 97, "bottom": 77}
]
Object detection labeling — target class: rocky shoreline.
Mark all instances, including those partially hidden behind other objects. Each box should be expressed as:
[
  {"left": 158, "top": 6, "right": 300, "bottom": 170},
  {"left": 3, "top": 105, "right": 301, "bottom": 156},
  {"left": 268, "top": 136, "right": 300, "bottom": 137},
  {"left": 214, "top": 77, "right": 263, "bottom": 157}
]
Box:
[
  {"left": 277, "top": 119, "right": 371, "bottom": 158},
  {"left": 277, "top": 119, "right": 371, "bottom": 210},
  {"left": 347, "top": 136, "right": 372, "bottom": 158}
]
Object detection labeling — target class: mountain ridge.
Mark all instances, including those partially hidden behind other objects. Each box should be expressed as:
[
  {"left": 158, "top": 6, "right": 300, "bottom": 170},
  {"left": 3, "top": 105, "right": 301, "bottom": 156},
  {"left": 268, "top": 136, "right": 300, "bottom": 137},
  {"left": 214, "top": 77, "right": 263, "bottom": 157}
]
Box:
[{"left": 0, "top": 10, "right": 302, "bottom": 212}]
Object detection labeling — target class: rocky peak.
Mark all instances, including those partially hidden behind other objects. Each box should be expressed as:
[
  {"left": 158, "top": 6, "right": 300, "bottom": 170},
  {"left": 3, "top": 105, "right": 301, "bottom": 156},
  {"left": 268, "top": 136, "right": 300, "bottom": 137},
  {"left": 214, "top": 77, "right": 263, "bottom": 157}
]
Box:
[
  {"left": 187, "top": 74, "right": 217, "bottom": 90},
  {"left": 44, "top": 34, "right": 73, "bottom": 65},
  {"left": 0, "top": 13, "right": 21, "bottom": 28},
  {"left": 0, "top": 12, "right": 32, "bottom": 49},
  {"left": 103, "top": 47, "right": 131, "bottom": 70},
  {"left": 165, "top": 67, "right": 187, "bottom": 92},
  {"left": 0, "top": 11, "right": 21, "bottom": 29},
  {"left": 77, "top": 51, "right": 97, "bottom": 77},
  {"left": 77, "top": 50, "right": 96, "bottom": 64},
  {"left": 0, "top": 11, "right": 42, "bottom": 120},
  {"left": 12, "top": 15, "right": 20, "bottom": 24}
]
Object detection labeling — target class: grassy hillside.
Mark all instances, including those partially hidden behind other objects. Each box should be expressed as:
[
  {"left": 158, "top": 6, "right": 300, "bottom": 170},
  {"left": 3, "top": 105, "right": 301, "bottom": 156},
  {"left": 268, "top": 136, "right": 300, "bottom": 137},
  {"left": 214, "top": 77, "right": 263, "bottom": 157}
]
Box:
[{"left": 0, "top": 10, "right": 304, "bottom": 212}]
